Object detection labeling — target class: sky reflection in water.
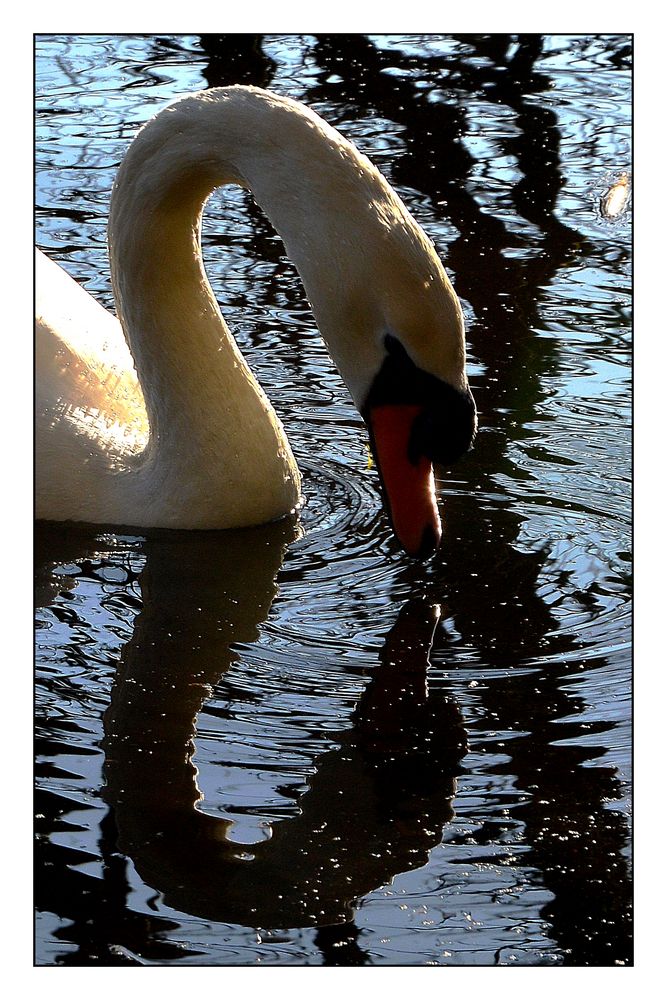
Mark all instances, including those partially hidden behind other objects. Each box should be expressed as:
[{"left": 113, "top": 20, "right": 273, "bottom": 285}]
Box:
[{"left": 35, "top": 33, "right": 631, "bottom": 967}]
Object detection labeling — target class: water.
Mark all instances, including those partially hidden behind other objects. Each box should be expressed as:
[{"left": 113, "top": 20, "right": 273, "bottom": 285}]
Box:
[{"left": 34, "top": 34, "right": 632, "bottom": 966}]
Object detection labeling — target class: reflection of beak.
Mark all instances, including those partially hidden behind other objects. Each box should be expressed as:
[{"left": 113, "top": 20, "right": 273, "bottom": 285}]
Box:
[{"left": 367, "top": 404, "right": 442, "bottom": 558}]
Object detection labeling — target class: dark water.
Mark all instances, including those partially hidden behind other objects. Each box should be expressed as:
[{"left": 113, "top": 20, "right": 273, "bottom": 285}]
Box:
[{"left": 34, "top": 34, "right": 632, "bottom": 966}]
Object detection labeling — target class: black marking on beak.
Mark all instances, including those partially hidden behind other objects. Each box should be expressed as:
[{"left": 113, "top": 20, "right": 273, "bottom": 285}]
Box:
[{"left": 363, "top": 334, "right": 477, "bottom": 467}]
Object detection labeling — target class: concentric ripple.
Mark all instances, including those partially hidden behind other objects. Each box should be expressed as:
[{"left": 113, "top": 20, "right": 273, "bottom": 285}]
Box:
[{"left": 35, "top": 33, "right": 631, "bottom": 966}]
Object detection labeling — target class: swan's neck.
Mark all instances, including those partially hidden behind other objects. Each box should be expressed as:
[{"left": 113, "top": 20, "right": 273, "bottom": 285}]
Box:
[
  {"left": 111, "top": 88, "right": 465, "bottom": 414},
  {"left": 109, "top": 156, "right": 250, "bottom": 464},
  {"left": 107, "top": 87, "right": 465, "bottom": 524},
  {"left": 108, "top": 102, "right": 308, "bottom": 526}
]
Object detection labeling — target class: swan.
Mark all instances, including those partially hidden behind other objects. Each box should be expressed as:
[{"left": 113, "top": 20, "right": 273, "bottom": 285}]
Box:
[{"left": 36, "top": 86, "right": 476, "bottom": 557}]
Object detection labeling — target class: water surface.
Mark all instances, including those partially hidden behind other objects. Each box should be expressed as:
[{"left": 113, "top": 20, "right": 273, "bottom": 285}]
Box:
[{"left": 35, "top": 34, "right": 632, "bottom": 966}]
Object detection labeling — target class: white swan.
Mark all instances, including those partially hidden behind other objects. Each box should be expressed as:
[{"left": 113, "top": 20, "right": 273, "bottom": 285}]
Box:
[{"left": 36, "top": 86, "right": 476, "bottom": 557}]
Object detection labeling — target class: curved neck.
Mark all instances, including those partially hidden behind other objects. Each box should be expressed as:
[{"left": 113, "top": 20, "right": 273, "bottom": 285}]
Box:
[
  {"left": 109, "top": 87, "right": 466, "bottom": 440},
  {"left": 109, "top": 159, "right": 245, "bottom": 459},
  {"left": 107, "top": 91, "right": 322, "bottom": 525}
]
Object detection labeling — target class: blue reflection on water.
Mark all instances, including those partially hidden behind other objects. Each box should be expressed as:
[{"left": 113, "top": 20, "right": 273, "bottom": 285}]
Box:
[{"left": 35, "top": 33, "right": 631, "bottom": 966}]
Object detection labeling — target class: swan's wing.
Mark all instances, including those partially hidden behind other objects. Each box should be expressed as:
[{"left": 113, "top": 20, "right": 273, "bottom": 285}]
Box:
[{"left": 35, "top": 248, "right": 148, "bottom": 443}]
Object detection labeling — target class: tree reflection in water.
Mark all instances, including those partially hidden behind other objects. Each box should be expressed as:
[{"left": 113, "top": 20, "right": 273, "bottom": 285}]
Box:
[
  {"left": 309, "top": 33, "right": 631, "bottom": 965},
  {"left": 34, "top": 33, "right": 631, "bottom": 966}
]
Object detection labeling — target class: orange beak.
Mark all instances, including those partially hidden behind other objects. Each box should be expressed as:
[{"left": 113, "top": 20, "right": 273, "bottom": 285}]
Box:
[{"left": 368, "top": 404, "right": 442, "bottom": 558}]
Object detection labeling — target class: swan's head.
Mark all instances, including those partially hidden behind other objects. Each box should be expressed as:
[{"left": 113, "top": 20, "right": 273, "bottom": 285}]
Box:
[{"left": 362, "top": 334, "right": 477, "bottom": 559}]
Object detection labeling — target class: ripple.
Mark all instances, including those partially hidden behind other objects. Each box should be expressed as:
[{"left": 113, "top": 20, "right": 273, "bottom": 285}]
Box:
[
  {"left": 35, "top": 33, "right": 631, "bottom": 966},
  {"left": 293, "top": 459, "right": 389, "bottom": 565}
]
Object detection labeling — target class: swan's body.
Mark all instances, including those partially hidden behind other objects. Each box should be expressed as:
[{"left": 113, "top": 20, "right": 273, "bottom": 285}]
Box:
[{"left": 36, "top": 86, "right": 476, "bottom": 555}]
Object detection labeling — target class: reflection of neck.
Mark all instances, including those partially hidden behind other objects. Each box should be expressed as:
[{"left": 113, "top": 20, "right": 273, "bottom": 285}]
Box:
[
  {"left": 103, "top": 522, "right": 291, "bottom": 826},
  {"left": 103, "top": 564, "right": 466, "bottom": 927}
]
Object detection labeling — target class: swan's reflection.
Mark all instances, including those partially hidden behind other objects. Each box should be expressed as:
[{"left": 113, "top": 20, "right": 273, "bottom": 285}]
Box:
[
  {"left": 99, "top": 526, "right": 465, "bottom": 928},
  {"left": 34, "top": 34, "right": 630, "bottom": 963}
]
